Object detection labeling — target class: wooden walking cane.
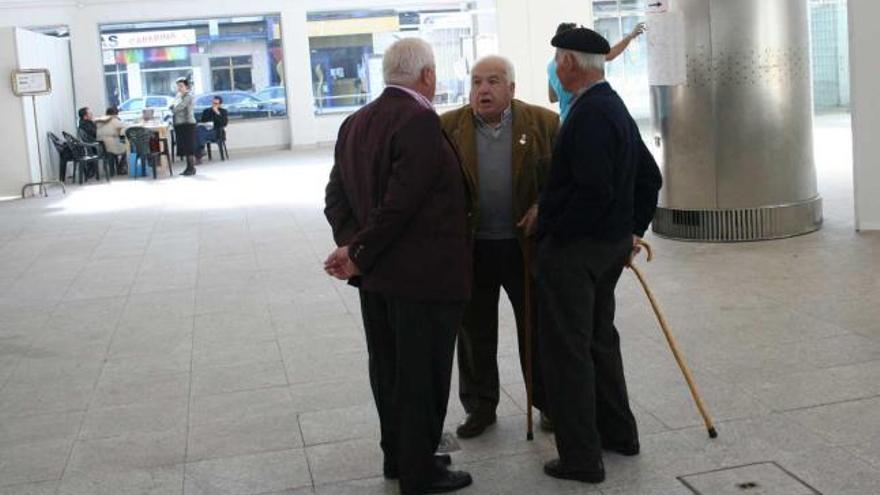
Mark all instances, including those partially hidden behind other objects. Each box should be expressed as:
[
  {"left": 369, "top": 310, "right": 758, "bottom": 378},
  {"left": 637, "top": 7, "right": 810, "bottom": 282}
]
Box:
[
  {"left": 523, "top": 240, "right": 535, "bottom": 441},
  {"left": 628, "top": 239, "right": 718, "bottom": 439}
]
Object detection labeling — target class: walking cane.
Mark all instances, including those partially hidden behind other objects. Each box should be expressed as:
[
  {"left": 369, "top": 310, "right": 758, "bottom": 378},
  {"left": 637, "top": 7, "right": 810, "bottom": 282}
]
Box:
[
  {"left": 628, "top": 239, "right": 718, "bottom": 439},
  {"left": 523, "top": 240, "right": 535, "bottom": 441}
]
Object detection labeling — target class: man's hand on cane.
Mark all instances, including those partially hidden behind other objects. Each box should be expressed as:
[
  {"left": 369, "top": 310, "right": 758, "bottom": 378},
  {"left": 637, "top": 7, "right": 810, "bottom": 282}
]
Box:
[
  {"left": 628, "top": 235, "right": 643, "bottom": 266},
  {"left": 324, "top": 246, "right": 362, "bottom": 280},
  {"left": 517, "top": 204, "right": 539, "bottom": 237}
]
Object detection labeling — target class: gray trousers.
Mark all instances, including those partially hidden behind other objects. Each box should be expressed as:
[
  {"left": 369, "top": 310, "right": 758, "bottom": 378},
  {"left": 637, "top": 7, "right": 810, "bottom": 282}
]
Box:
[{"left": 536, "top": 235, "right": 639, "bottom": 467}]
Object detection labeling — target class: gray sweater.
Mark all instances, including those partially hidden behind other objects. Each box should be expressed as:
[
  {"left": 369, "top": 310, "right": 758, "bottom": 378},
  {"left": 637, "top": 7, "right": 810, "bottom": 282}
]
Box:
[{"left": 171, "top": 92, "right": 196, "bottom": 125}]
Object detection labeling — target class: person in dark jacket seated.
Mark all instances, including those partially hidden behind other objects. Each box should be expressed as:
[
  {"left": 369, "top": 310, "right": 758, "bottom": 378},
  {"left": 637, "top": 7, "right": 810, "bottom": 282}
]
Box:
[
  {"left": 77, "top": 107, "right": 99, "bottom": 178},
  {"left": 196, "top": 96, "right": 229, "bottom": 163},
  {"left": 78, "top": 107, "right": 97, "bottom": 142}
]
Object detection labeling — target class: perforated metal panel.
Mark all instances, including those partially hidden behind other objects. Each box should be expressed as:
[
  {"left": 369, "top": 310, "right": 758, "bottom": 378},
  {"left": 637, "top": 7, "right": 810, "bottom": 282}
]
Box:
[
  {"left": 650, "top": 0, "right": 822, "bottom": 242},
  {"left": 653, "top": 197, "right": 822, "bottom": 242}
]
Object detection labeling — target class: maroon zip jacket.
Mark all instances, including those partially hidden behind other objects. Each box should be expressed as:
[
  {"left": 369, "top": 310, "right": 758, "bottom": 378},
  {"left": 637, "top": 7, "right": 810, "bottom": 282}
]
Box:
[{"left": 324, "top": 87, "right": 473, "bottom": 302}]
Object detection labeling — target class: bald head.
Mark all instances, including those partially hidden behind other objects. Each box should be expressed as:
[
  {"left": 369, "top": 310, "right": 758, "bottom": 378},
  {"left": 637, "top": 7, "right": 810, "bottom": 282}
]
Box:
[{"left": 470, "top": 55, "right": 516, "bottom": 124}]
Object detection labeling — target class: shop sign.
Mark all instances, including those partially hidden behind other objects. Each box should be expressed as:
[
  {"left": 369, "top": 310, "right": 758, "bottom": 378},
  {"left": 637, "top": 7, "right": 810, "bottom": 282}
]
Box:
[{"left": 101, "top": 29, "right": 197, "bottom": 50}]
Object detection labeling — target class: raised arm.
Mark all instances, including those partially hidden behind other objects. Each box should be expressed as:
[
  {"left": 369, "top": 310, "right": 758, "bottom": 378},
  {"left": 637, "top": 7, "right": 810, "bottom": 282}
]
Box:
[{"left": 606, "top": 22, "right": 646, "bottom": 62}]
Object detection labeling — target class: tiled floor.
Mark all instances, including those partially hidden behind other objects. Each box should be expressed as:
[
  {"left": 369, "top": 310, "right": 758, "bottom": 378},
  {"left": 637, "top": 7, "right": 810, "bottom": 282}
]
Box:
[{"left": 1, "top": 113, "right": 879, "bottom": 494}]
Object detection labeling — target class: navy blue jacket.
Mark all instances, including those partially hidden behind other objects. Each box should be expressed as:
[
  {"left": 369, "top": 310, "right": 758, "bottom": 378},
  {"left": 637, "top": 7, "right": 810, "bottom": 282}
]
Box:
[{"left": 538, "top": 82, "right": 662, "bottom": 241}]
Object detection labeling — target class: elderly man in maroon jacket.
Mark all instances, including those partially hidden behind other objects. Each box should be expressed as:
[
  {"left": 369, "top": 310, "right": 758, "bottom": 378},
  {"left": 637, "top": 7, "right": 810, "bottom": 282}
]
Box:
[{"left": 324, "top": 38, "right": 474, "bottom": 495}]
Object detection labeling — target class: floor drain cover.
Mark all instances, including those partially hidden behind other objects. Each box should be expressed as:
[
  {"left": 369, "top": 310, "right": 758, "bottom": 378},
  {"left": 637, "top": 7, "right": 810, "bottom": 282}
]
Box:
[
  {"left": 679, "top": 462, "right": 822, "bottom": 495},
  {"left": 437, "top": 432, "right": 460, "bottom": 454}
]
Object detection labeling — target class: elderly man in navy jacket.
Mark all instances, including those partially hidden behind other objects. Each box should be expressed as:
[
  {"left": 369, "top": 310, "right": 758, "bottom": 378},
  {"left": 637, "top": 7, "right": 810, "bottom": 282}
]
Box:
[
  {"left": 324, "top": 38, "right": 474, "bottom": 495},
  {"left": 536, "top": 27, "right": 663, "bottom": 484}
]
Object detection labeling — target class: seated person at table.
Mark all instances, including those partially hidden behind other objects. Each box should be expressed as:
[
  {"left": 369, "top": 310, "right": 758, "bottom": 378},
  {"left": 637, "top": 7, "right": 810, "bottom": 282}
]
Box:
[
  {"left": 77, "top": 107, "right": 99, "bottom": 178},
  {"left": 141, "top": 108, "right": 156, "bottom": 123},
  {"left": 78, "top": 107, "right": 97, "bottom": 142},
  {"left": 196, "top": 96, "right": 229, "bottom": 163},
  {"left": 96, "top": 106, "right": 130, "bottom": 174}
]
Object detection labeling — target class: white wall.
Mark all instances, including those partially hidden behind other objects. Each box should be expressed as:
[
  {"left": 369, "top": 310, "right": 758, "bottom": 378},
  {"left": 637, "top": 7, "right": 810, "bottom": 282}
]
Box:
[
  {"left": 0, "top": 28, "right": 31, "bottom": 198},
  {"left": 849, "top": 0, "right": 880, "bottom": 230}
]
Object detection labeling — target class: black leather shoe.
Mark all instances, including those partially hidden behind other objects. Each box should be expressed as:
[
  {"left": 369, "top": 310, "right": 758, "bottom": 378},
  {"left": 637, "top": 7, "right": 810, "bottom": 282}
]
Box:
[
  {"left": 543, "top": 459, "right": 605, "bottom": 483},
  {"left": 423, "top": 468, "right": 473, "bottom": 494},
  {"left": 384, "top": 454, "right": 452, "bottom": 480},
  {"left": 602, "top": 440, "right": 640, "bottom": 456},
  {"left": 455, "top": 412, "right": 496, "bottom": 438}
]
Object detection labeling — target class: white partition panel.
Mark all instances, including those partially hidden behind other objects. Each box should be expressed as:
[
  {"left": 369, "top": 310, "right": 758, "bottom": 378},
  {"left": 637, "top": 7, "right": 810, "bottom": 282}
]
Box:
[{"left": 14, "top": 28, "right": 77, "bottom": 183}]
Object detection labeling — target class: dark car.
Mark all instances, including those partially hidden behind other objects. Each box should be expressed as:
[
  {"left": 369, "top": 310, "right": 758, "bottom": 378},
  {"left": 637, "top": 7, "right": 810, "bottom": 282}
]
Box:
[{"left": 194, "top": 91, "right": 286, "bottom": 120}]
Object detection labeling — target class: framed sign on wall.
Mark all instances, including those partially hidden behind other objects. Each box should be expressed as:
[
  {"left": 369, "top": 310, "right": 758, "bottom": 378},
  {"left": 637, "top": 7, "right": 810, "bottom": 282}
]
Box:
[{"left": 12, "top": 68, "right": 52, "bottom": 96}]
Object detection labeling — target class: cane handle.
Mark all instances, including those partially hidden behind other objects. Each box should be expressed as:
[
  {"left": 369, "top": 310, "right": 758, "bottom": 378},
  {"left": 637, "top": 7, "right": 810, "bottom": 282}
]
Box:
[{"left": 637, "top": 238, "right": 654, "bottom": 263}]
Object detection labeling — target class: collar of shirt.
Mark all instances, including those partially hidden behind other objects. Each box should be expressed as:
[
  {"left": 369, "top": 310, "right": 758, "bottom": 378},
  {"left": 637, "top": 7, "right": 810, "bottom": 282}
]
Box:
[
  {"left": 571, "top": 79, "right": 607, "bottom": 107},
  {"left": 386, "top": 85, "right": 435, "bottom": 111},
  {"left": 473, "top": 105, "right": 512, "bottom": 131}
]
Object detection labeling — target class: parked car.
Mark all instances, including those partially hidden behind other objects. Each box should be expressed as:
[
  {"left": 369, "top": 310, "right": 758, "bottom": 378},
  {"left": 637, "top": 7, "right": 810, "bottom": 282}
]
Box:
[
  {"left": 117, "top": 95, "right": 174, "bottom": 123},
  {"left": 194, "top": 91, "right": 286, "bottom": 120},
  {"left": 254, "top": 86, "right": 286, "bottom": 105}
]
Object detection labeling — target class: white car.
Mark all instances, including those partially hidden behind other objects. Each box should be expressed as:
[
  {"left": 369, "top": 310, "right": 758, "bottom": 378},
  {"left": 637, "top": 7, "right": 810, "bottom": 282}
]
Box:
[{"left": 117, "top": 95, "right": 175, "bottom": 123}]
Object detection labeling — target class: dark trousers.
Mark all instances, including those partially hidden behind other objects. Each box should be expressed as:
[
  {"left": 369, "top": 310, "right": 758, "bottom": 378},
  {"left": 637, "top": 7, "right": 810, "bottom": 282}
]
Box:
[
  {"left": 536, "top": 236, "right": 638, "bottom": 467},
  {"left": 459, "top": 239, "right": 546, "bottom": 414},
  {"left": 359, "top": 291, "right": 463, "bottom": 494}
]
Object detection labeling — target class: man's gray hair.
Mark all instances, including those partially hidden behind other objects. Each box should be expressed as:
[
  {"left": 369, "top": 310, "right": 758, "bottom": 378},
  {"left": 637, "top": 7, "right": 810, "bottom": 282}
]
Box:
[
  {"left": 473, "top": 55, "right": 516, "bottom": 84},
  {"left": 383, "top": 37, "right": 435, "bottom": 86},
  {"left": 558, "top": 48, "right": 606, "bottom": 73}
]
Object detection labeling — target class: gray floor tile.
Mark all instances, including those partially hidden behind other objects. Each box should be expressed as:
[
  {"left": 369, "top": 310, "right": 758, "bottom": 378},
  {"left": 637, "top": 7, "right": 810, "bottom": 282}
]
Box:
[
  {"left": 313, "top": 478, "right": 397, "bottom": 495},
  {"left": 192, "top": 340, "right": 282, "bottom": 370},
  {"left": 92, "top": 372, "right": 190, "bottom": 408},
  {"left": 189, "top": 387, "right": 294, "bottom": 426},
  {"left": 284, "top": 351, "right": 368, "bottom": 386},
  {"left": 778, "top": 447, "right": 880, "bottom": 495},
  {"left": 186, "top": 412, "right": 303, "bottom": 462},
  {"left": 306, "top": 438, "right": 383, "bottom": 485},
  {"left": 57, "top": 464, "right": 184, "bottom": 495},
  {"left": 746, "top": 360, "right": 880, "bottom": 412},
  {"left": 66, "top": 430, "right": 186, "bottom": 475},
  {"left": 0, "top": 382, "right": 94, "bottom": 418},
  {"left": 79, "top": 399, "right": 188, "bottom": 440},
  {"left": 0, "top": 481, "right": 59, "bottom": 495},
  {"left": 599, "top": 476, "right": 693, "bottom": 495},
  {"left": 0, "top": 438, "right": 73, "bottom": 486},
  {"left": 191, "top": 361, "right": 288, "bottom": 397},
  {"left": 287, "top": 379, "right": 373, "bottom": 414},
  {"left": 184, "top": 449, "right": 311, "bottom": 495},
  {"left": 784, "top": 396, "right": 880, "bottom": 447},
  {"left": 0, "top": 411, "right": 83, "bottom": 448},
  {"left": 299, "top": 404, "right": 379, "bottom": 446}
]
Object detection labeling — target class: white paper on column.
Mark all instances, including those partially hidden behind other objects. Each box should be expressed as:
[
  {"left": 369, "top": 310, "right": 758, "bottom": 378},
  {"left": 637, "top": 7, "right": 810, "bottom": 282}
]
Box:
[{"left": 646, "top": 11, "right": 687, "bottom": 86}]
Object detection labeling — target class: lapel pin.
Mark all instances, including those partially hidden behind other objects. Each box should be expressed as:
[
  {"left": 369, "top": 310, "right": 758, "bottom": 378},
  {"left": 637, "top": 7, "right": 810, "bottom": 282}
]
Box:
[{"left": 519, "top": 134, "right": 528, "bottom": 146}]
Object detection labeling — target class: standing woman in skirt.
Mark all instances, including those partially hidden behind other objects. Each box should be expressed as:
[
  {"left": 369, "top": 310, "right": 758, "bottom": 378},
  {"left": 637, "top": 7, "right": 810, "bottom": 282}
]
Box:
[{"left": 172, "top": 77, "right": 198, "bottom": 176}]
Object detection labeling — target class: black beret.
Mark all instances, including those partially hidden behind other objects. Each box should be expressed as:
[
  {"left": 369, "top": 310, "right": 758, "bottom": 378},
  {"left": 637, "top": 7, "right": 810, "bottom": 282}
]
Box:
[{"left": 551, "top": 27, "right": 610, "bottom": 55}]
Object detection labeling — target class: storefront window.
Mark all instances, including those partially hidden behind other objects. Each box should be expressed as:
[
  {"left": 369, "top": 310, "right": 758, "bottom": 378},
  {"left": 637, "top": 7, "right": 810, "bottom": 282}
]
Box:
[
  {"left": 307, "top": 4, "right": 498, "bottom": 115},
  {"left": 592, "top": 0, "right": 650, "bottom": 120},
  {"left": 99, "top": 15, "right": 288, "bottom": 122},
  {"left": 211, "top": 56, "right": 255, "bottom": 91}
]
